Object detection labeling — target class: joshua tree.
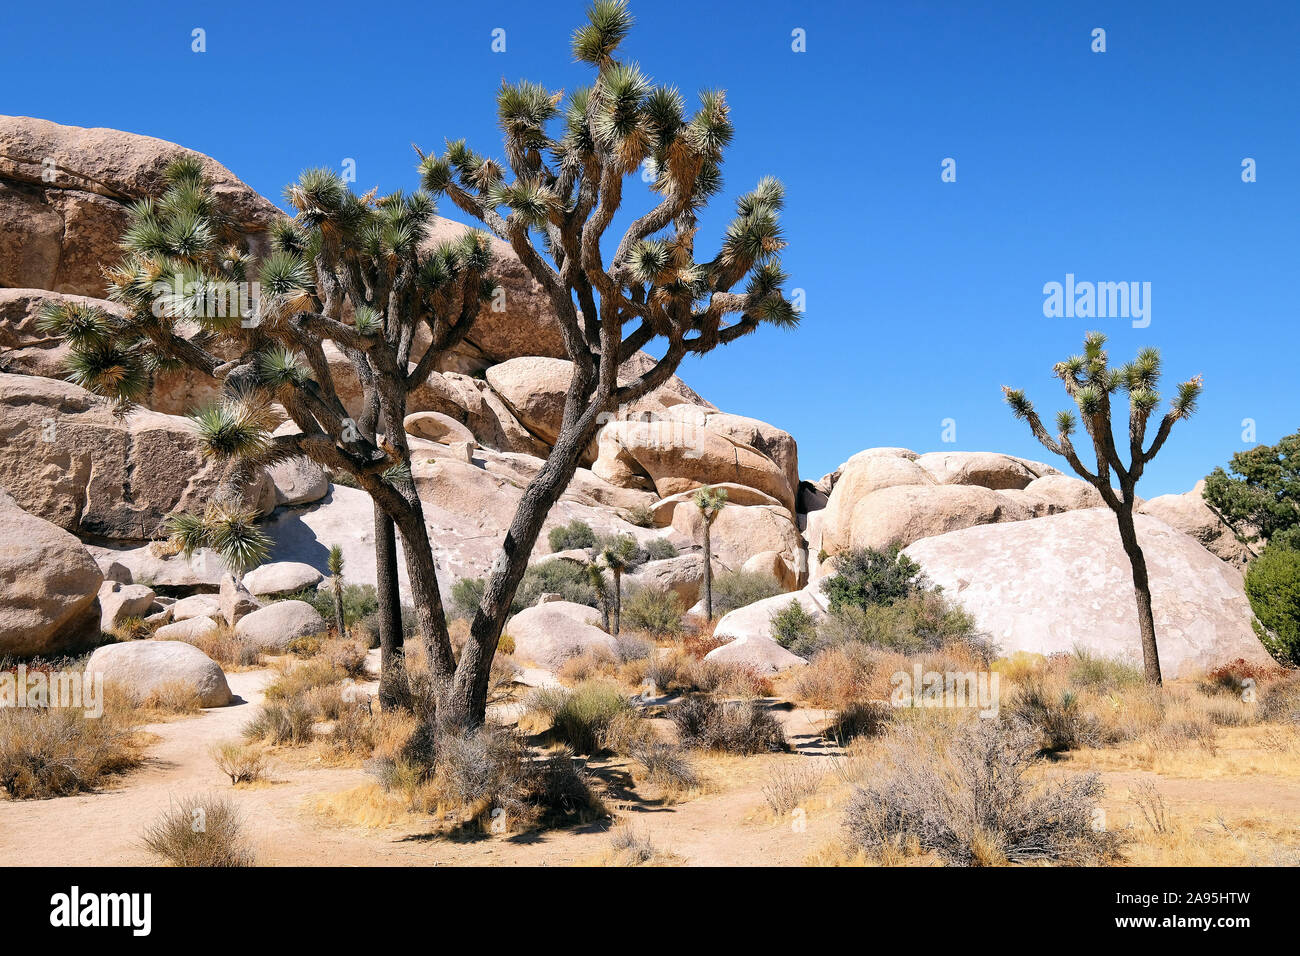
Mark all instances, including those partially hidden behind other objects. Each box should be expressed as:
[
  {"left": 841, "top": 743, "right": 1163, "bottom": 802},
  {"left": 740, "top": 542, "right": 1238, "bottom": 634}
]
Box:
[
  {"left": 692, "top": 485, "right": 728, "bottom": 620},
  {"left": 48, "top": 0, "right": 797, "bottom": 728},
  {"left": 598, "top": 546, "right": 630, "bottom": 635},
  {"left": 41, "top": 155, "right": 493, "bottom": 711},
  {"left": 584, "top": 561, "right": 611, "bottom": 631},
  {"left": 327, "top": 544, "right": 347, "bottom": 639},
  {"left": 1003, "top": 332, "right": 1203, "bottom": 684},
  {"left": 413, "top": 0, "right": 798, "bottom": 725}
]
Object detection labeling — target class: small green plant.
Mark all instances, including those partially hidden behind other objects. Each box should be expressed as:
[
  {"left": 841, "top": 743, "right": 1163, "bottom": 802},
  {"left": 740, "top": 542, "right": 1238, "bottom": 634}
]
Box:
[
  {"left": 711, "top": 570, "right": 783, "bottom": 615},
  {"left": 643, "top": 537, "right": 679, "bottom": 561},
  {"left": 621, "top": 586, "right": 684, "bottom": 637},
  {"left": 822, "top": 546, "right": 920, "bottom": 613},
  {"left": 548, "top": 519, "right": 597, "bottom": 552},
  {"left": 771, "top": 599, "right": 819, "bottom": 650},
  {"left": 622, "top": 504, "right": 656, "bottom": 528},
  {"left": 550, "top": 681, "right": 633, "bottom": 755}
]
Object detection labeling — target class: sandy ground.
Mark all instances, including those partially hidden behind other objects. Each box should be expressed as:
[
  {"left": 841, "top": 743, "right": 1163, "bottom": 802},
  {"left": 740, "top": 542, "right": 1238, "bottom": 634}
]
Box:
[{"left": 4, "top": 666, "right": 1298, "bottom": 867}]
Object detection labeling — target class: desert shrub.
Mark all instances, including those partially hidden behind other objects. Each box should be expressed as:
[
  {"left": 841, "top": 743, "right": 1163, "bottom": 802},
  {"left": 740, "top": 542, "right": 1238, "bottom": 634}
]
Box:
[
  {"left": 822, "top": 546, "right": 921, "bottom": 613},
  {"left": 762, "top": 761, "right": 825, "bottom": 815},
  {"left": 1066, "top": 647, "right": 1144, "bottom": 691},
  {"left": 550, "top": 681, "right": 634, "bottom": 755},
  {"left": 558, "top": 647, "right": 618, "bottom": 684},
  {"left": 612, "top": 633, "right": 654, "bottom": 664},
  {"left": 384, "top": 723, "right": 603, "bottom": 832},
  {"left": 0, "top": 708, "right": 140, "bottom": 799},
  {"left": 210, "top": 741, "right": 267, "bottom": 784},
  {"left": 670, "top": 696, "right": 786, "bottom": 754},
  {"left": 607, "top": 822, "right": 657, "bottom": 864},
  {"left": 450, "top": 576, "right": 486, "bottom": 619},
  {"left": 243, "top": 697, "right": 316, "bottom": 746},
  {"left": 711, "top": 570, "right": 784, "bottom": 615},
  {"left": 327, "top": 701, "right": 379, "bottom": 756},
  {"left": 286, "top": 582, "right": 379, "bottom": 631},
  {"left": 643, "top": 537, "right": 679, "bottom": 561},
  {"left": 1259, "top": 672, "right": 1300, "bottom": 723},
  {"left": 771, "top": 599, "right": 819, "bottom": 652},
  {"left": 265, "top": 658, "right": 345, "bottom": 701},
  {"left": 630, "top": 738, "right": 699, "bottom": 791},
  {"left": 548, "top": 519, "right": 597, "bottom": 552},
  {"left": 686, "top": 658, "right": 772, "bottom": 698},
  {"left": 622, "top": 504, "right": 656, "bottom": 528},
  {"left": 1245, "top": 545, "right": 1300, "bottom": 665},
  {"left": 164, "top": 623, "right": 261, "bottom": 668},
  {"left": 1006, "top": 676, "right": 1099, "bottom": 753},
  {"left": 788, "top": 643, "right": 882, "bottom": 709},
  {"left": 1198, "top": 657, "right": 1282, "bottom": 700},
  {"left": 843, "top": 718, "right": 1120, "bottom": 865},
  {"left": 621, "top": 586, "right": 684, "bottom": 637},
  {"left": 824, "top": 701, "right": 892, "bottom": 744},
  {"left": 516, "top": 559, "right": 601, "bottom": 610},
  {"left": 141, "top": 680, "right": 204, "bottom": 714},
  {"left": 812, "top": 591, "right": 989, "bottom": 660},
  {"left": 142, "top": 794, "right": 254, "bottom": 866},
  {"left": 325, "top": 639, "right": 369, "bottom": 679}
]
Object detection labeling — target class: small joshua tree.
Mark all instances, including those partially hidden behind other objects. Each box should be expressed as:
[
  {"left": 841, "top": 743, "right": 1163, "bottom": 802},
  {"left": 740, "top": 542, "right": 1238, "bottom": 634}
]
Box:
[
  {"left": 692, "top": 485, "right": 728, "bottom": 621},
  {"left": 584, "top": 561, "right": 611, "bottom": 631},
  {"left": 598, "top": 545, "right": 629, "bottom": 635},
  {"left": 327, "top": 544, "right": 347, "bottom": 639},
  {"left": 1003, "top": 332, "right": 1203, "bottom": 684}
]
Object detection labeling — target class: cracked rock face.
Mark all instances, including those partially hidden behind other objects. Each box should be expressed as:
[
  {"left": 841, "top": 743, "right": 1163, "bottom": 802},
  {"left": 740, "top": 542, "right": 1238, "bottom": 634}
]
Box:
[{"left": 0, "top": 372, "right": 258, "bottom": 542}]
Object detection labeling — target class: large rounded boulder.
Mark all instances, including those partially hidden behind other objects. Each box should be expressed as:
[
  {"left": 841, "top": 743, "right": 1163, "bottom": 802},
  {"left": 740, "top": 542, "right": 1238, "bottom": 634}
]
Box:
[
  {"left": 234, "top": 600, "right": 325, "bottom": 651},
  {"left": 0, "top": 490, "right": 103, "bottom": 656},
  {"left": 903, "top": 508, "right": 1273, "bottom": 677},
  {"left": 504, "top": 601, "right": 616, "bottom": 670},
  {"left": 88, "top": 639, "right": 232, "bottom": 707}
]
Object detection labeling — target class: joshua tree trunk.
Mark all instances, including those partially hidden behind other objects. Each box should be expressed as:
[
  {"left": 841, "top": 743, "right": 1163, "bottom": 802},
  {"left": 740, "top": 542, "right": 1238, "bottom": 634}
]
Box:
[
  {"left": 443, "top": 415, "right": 601, "bottom": 728},
  {"left": 1114, "top": 504, "right": 1162, "bottom": 684},
  {"left": 331, "top": 577, "right": 346, "bottom": 641},
  {"left": 373, "top": 505, "right": 409, "bottom": 709},
  {"left": 702, "top": 522, "right": 714, "bottom": 622},
  {"left": 611, "top": 569, "right": 622, "bottom": 636}
]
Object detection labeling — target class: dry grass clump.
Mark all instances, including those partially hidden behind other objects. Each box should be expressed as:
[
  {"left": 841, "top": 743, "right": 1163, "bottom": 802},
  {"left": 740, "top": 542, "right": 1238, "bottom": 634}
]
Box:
[
  {"left": 606, "top": 821, "right": 658, "bottom": 865},
  {"left": 843, "top": 718, "right": 1120, "bottom": 866},
  {"left": 624, "top": 650, "right": 771, "bottom": 698},
  {"left": 669, "top": 696, "right": 786, "bottom": 754},
  {"left": 210, "top": 741, "right": 268, "bottom": 784},
  {"left": 166, "top": 623, "right": 263, "bottom": 669},
  {"left": 762, "top": 760, "right": 825, "bottom": 815},
  {"left": 558, "top": 647, "right": 619, "bottom": 684},
  {"left": 824, "top": 700, "right": 892, "bottom": 744},
  {"left": 244, "top": 696, "right": 316, "bottom": 746},
  {"left": 546, "top": 681, "right": 634, "bottom": 755},
  {"left": 0, "top": 707, "right": 142, "bottom": 799},
  {"left": 142, "top": 794, "right": 254, "bottom": 866},
  {"left": 102, "top": 678, "right": 204, "bottom": 721}
]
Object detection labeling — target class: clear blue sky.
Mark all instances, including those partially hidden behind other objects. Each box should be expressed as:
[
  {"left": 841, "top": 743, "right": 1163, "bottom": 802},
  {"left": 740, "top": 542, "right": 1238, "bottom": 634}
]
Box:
[{"left": 4, "top": 0, "right": 1297, "bottom": 495}]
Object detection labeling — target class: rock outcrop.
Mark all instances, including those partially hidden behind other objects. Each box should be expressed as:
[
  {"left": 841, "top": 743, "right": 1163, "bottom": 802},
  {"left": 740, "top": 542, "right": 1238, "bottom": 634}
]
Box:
[
  {"left": 0, "top": 489, "right": 103, "bottom": 656},
  {"left": 1139, "top": 479, "right": 1253, "bottom": 569},
  {"left": 903, "top": 508, "right": 1272, "bottom": 677}
]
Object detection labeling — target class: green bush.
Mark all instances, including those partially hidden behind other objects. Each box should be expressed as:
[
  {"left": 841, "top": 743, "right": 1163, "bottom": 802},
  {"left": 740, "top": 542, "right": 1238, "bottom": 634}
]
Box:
[
  {"left": 622, "top": 586, "right": 684, "bottom": 637},
  {"left": 286, "top": 582, "right": 378, "bottom": 627},
  {"left": 643, "top": 537, "right": 679, "bottom": 561},
  {"left": 1245, "top": 545, "right": 1300, "bottom": 665},
  {"left": 548, "top": 519, "right": 597, "bottom": 552},
  {"left": 809, "top": 591, "right": 986, "bottom": 659},
  {"left": 623, "top": 504, "right": 656, "bottom": 528},
  {"left": 822, "top": 546, "right": 921, "bottom": 613},
  {"left": 670, "top": 696, "right": 786, "bottom": 754},
  {"left": 454, "top": 560, "right": 603, "bottom": 617},
  {"left": 771, "top": 599, "right": 819, "bottom": 650},
  {"left": 711, "top": 570, "right": 784, "bottom": 615},
  {"left": 550, "top": 681, "right": 633, "bottom": 755}
]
